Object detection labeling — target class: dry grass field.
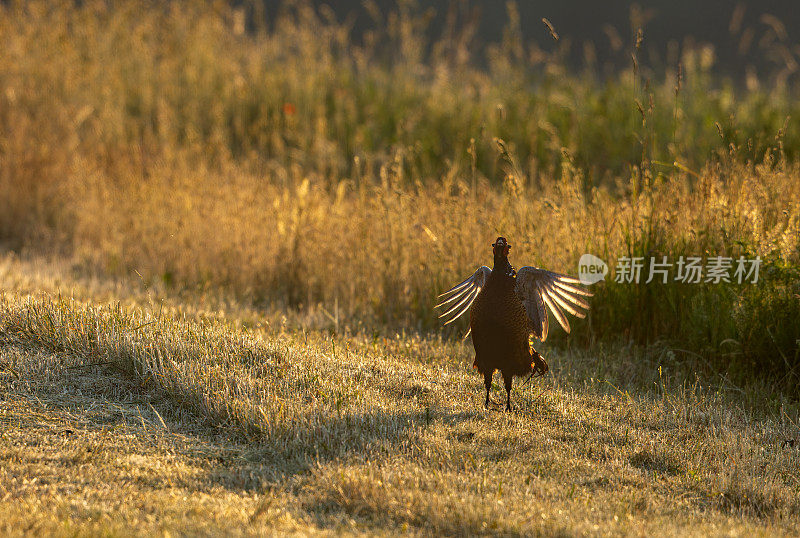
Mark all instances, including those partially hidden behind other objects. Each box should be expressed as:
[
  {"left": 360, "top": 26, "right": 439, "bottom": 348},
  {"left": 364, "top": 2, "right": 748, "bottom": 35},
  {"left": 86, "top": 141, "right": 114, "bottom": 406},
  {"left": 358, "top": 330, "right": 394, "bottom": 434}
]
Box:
[
  {"left": 1, "top": 255, "right": 800, "bottom": 536},
  {"left": 1, "top": 1, "right": 800, "bottom": 535}
]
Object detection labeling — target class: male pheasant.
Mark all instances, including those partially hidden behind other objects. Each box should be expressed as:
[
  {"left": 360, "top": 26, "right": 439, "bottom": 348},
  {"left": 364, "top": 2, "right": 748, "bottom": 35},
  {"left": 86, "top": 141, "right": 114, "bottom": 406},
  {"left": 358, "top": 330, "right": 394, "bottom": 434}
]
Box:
[{"left": 436, "top": 237, "right": 591, "bottom": 410}]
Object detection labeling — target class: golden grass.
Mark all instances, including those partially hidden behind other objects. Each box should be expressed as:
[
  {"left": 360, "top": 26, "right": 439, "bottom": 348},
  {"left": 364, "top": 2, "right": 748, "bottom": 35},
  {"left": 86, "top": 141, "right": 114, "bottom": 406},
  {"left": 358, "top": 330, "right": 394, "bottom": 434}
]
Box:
[
  {"left": 61, "top": 151, "right": 800, "bottom": 384},
  {"left": 0, "top": 2, "right": 799, "bottom": 532},
  {"left": 0, "top": 1, "right": 798, "bottom": 380},
  {"left": 1, "top": 256, "right": 800, "bottom": 535}
]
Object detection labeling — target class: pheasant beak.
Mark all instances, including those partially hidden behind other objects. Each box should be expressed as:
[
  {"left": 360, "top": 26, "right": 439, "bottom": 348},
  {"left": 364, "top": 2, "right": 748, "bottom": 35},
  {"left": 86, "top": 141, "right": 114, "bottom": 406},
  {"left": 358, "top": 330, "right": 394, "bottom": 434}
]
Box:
[{"left": 492, "top": 238, "right": 511, "bottom": 256}]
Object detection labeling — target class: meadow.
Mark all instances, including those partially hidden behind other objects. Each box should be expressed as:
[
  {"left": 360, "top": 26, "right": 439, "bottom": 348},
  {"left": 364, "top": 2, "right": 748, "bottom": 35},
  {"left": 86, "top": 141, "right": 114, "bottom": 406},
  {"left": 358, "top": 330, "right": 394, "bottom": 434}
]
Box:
[
  {"left": 2, "top": 253, "right": 800, "bottom": 535},
  {"left": 1, "top": 0, "right": 799, "bottom": 534}
]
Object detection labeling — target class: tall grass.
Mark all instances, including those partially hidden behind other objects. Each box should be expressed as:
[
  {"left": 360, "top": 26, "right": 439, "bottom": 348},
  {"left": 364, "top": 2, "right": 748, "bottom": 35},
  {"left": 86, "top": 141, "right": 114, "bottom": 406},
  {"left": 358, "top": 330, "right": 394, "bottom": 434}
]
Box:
[{"left": 0, "top": 1, "right": 798, "bottom": 388}]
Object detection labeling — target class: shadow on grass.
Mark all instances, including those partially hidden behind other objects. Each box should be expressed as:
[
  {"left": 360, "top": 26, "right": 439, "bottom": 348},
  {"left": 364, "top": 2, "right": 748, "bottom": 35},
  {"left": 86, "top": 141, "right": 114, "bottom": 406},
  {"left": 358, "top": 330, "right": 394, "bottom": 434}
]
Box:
[
  {"left": 11, "top": 354, "right": 476, "bottom": 494},
  {"left": 241, "top": 407, "right": 474, "bottom": 477}
]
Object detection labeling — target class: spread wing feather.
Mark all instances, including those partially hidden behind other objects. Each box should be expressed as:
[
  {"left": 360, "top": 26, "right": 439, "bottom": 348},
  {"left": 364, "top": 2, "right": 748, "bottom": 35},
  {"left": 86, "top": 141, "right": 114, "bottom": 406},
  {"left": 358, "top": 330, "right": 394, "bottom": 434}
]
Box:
[
  {"left": 435, "top": 266, "right": 491, "bottom": 326},
  {"left": 516, "top": 266, "right": 592, "bottom": 341},
  {"left": 551, "top": 281, "right": 592, "bottom": 308}
]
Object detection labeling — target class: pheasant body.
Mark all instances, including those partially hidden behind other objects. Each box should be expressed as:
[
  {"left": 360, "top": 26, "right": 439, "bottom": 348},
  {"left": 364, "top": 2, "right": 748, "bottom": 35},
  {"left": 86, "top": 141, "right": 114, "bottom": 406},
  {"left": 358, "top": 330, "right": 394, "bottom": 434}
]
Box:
[
  {"left": 470, "top": 268, "right": 537, "bottom": 378},
  {"left": 436, "top": 236, "right": 590, "bottom": 411}
]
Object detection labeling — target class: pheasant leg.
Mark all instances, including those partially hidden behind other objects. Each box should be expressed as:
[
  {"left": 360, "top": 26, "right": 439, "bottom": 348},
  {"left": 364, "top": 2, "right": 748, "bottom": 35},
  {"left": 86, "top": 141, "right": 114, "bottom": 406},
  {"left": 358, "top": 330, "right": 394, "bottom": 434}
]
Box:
[
  {"left": 503, "top": 372, "right": 513, "bottom": 411},
  {"left": 483, "top": 371, "right": 493, "bottom": 409}
]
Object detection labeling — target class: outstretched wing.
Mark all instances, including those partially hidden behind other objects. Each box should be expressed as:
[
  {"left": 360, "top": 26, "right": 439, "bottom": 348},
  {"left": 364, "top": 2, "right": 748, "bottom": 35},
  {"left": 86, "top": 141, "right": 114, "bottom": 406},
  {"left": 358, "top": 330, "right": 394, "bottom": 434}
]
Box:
[
  {"left": 515, "top": 266, "right": 592, "bottom": 341},
  {"left": 435, "top": 266, "right": 492, "bottom": 326}
]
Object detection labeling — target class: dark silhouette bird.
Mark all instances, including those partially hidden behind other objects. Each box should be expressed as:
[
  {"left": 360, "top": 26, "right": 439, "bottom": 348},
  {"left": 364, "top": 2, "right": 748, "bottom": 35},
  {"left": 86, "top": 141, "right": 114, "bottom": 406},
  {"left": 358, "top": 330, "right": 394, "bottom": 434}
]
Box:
[{"left": 436, "top": 237, "right": 591, "bottom": 410}]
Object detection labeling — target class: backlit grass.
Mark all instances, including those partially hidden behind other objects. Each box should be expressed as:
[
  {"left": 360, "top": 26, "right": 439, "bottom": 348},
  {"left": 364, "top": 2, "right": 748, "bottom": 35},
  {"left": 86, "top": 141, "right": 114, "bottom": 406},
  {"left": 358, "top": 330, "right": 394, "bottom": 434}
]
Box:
[
  {"left": 1, "top": 1, "right": 798, "bottom": 384},
  {"left": 1, "top": 258, "right": 799, "bottom": 535},
  {"left": 1, "top": 2, "right": 800, "bottom": 531}
]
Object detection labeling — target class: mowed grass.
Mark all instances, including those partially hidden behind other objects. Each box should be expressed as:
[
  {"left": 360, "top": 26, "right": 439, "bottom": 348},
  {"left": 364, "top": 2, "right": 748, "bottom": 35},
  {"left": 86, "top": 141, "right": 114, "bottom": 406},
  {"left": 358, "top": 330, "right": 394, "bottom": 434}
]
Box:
[{"left": 2, "top": 256, "right": 799, "bottom": 535}]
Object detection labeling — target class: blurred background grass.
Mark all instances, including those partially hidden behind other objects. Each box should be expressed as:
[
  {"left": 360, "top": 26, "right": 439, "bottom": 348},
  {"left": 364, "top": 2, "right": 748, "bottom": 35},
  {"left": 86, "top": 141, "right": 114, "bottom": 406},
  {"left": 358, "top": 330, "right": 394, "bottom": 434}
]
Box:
[{"left": 0, "top": 1, "right": 798, "bottom": 392}]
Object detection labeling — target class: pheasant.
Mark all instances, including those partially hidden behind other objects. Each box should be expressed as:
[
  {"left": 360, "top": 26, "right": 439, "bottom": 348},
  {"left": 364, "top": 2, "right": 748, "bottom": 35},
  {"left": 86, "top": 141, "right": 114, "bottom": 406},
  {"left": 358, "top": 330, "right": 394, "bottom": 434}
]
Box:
[{"left": 436, "top": 237, "right": 591, "bottom": 411}]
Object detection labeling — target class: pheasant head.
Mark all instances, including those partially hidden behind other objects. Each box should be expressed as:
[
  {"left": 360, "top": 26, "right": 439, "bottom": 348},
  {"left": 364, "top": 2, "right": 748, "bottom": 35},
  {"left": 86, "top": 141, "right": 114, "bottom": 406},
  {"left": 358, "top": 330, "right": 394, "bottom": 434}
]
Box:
[{"left": 492, "top": 237, "right": 514, "bottom": 275}]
